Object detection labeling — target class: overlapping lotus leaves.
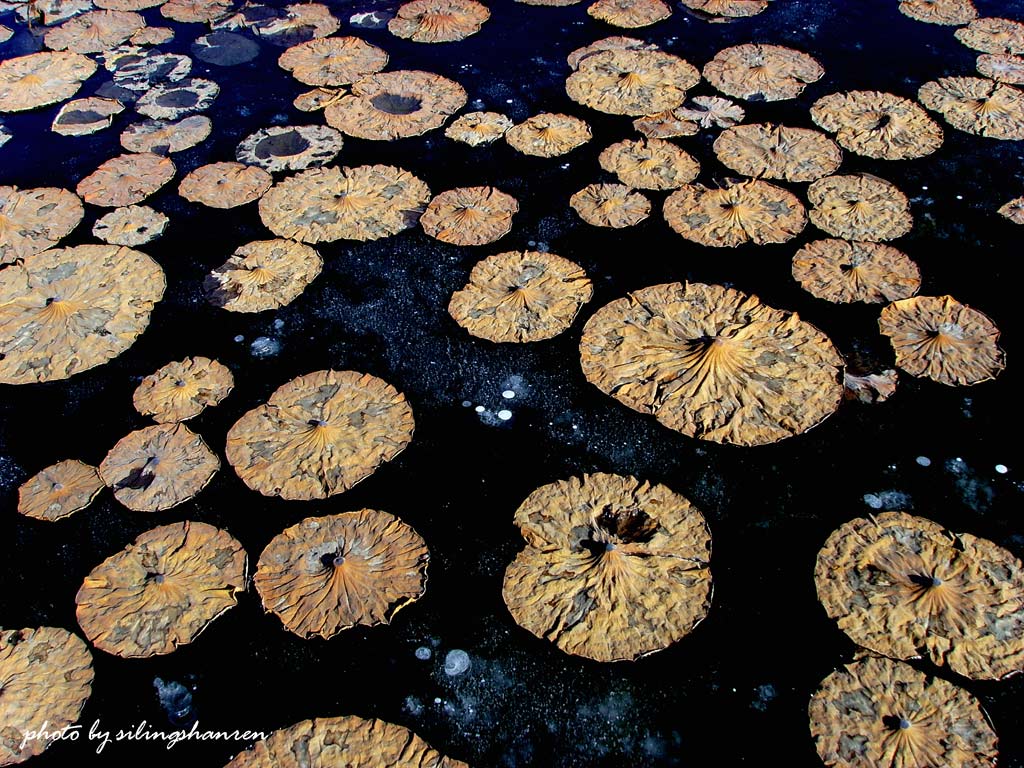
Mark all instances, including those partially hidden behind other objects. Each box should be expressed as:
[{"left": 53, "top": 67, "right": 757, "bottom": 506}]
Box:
[
  {"left": 179, "top": 162, "right": 273, "bottom": 208},
  {"left": 502, "top": 473, "right": 711, "bottom": 662},
  {"left": 570, "top": 183, "right": 651, "bottom": 227},
  {"left": 445, "top": 111, "right": 513, "bottom": 145},
  {"left": 226, "top": 369, "right": 415, "bottom": 501},
  {"left": 792, "top": 239, "right": 920, "bottom": 304},
  {"left": 325, "top": 70, "right": 466, "bottom": 140},
  {"left": 809, "top": 656, "right": 998, "bottom": 768},
  {"left": 505, "top": 112, "right": 592, "bottom": 157},
  {"left": 843, "top": 369, "right": 898, "bottom": 404},
  {"left": 420, "top": 186, "right": 519, "bottom": 246},
  {"left": 235, "top": 125, "right": 343, "bottom": 173},
  {"left": 878, "top": 295, "right": 1005, "bottom": 386},
  {"left": 598, "top": 137, "right": 699, "bottom": 190},
  {"left": 0, "top": 627, "right": 94, "bottom": 765},
  {"left": 293, "top": 87, "right": 347, "bottom": 112},
  {"left": 566, "top": 36, "right": 658, "bottom": 70},
  {"left": 111, "top": 52, "right": 191, "bottom": 91},
  {"left": 807, "top": 174, "right": 912, "bottom": 241},
  {"left": 133, "top": 357, "right": 234, "bottom": 422},
  {"left": 278, "top": 37, "right": 387, "bottom": 86},
  {"left": 75, "top": 521, "right": 246, "bottom": 658},
  {"left": 587, "top": 0, "right": 671, "bottom": 28},
  {"left": 449, "top": 251, "right": 593, "bottom": 343},
  {"left": 664, "top": 179, "right": 806, "bottom": 246},
  {"left": 998, "top": 196, "right": 1024, "bottom": 223},
  {"left": 955, "top": 17, "right": 1024, "bottom": 54},
  {"left": 44, "top": 10, "right": 144, "bottom": 53},
  {"left": 817, "top": 511, "right": 1024, "bottom": 680},
  {"left": 703, "top": 44, "right": 824, "bottom": 101},
  {"left": 250, "top": 3, "right": 340, "bottom": 45},
  {"left": 131, "top": 26, "right": 174, "bottom": 45},
  {"left": 205, "top": 239, "right": 323, "bottom": 312},
  {"left": 918, "top": 76, "right": 1024, "bottom": 140},
  {"left": 566, "top": 49, "right": 699, "bottom": 115},
  {"left": 0, "top": 186, "right": 84, "bottom": 265},
  {"left": 11, "top": 0, "right": 94, "bottom": 26},
  {"left": 92, "top": 204, "right": 169, "bottom": 245},
  {"left": 52, "top": 97, "right": 124, "bottom": 136},
  {"left": 77, "top": 152, "right": 175, "bottom": 207},
  {"left": 121, "top": 115, "right": 212, "bottom": 154},
  {"left": 388, "top": 0, "right": 490, "bottom": 42},
  {"left": 977, "top": 53, "right": 1024, "bottom": 84},
  {"left": 255, "top": 510, "right": 429, "bottom": 639},
  {"left": 191, "top": 31, "right": 260, "bottom": 66},
  {"left": 161, "top": 0, "right": 234, "bottom": 23},
  {"left": 136, "top": 77, "right": 219, "bottom": 120},
  {"left": 17, "top": 460, "right": 104, "bottom": 521},
  {"left": 579, "top": 282, "right": 844, "bottom": 446},
  {"left": 632, "top": 109, "right": 700, "bottom": 138},
  {"left": 0, "top": 244, "right": 165, "bottom": 385},
  {"left": 223, "top": 715, "right": 469, "bottom": 768},
  {"left": 0, "top": 52, "right": 97, "bottom": 113},
  {"left": 675, "top": 95, "right": 745, "bottom": 128},
  {"left": 680, "top": 0, "right": 767, "bottom": 17},
  {"left": 810, "top": 90, "right": 944, "bottom": 160},
  {"left": 713, "top": 124, "right": 841, "bottom": 182},
  {"left": 899, "top": 0, "right": 976, "bottom": 25}
]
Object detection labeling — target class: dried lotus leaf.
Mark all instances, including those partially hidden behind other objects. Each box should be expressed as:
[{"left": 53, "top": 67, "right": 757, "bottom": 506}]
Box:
[
  {"left": 44, "top": 10, "right": 145, "bottom": 54},
  {"left": 77, "top": 152, "right": 175, "bottom": 207},
  {"left": 444, "top": 111, "right": 513, "bottom": 145},
  {"left": 52, "top": 97, "right": 124, "bottom": 136},
  {"left": 293, "top": 87, "right": 347, "bottom": 112},
  {"left": 792, "top": 239, "right": 920, "bottom": 304},
  {"left": 120, "top": 115, "right": 212, "bottom": 154},
  {"left": 899, "top": 0, "right": 976, "bottom": 25},
  {"left": 0, "top": 52, "right": 98, "bottom": 113},
  {"left": 843, "top": 369, "right": 898, "bottom": 404},
  {"left": 17, "top": 460, "right": 103, "bottom": 521},
  {"left": 178, "top": 162, "right": 272, "bottom": 209},
  {"left": 92, "top": 204, "right": 168, "bottom": 246},
  {"left": 97, "top": 0, "right": 167, "bottom": 8},
  {"left": 632, "top": 110, "right": 700, "bottom": 138},
  {"left": 0, "top": 186, "right": 84, "bottom": 265},
  {"left": 703, "top": 44, "right": 823, "bottom": 101},
  {"left": 235, "top": 125, "right": 343, "bottom": 173},
  {"left": 918, "top": 76, "right": 1024, "bottom": 140},
  {"left": 977, "top": 53, "right": 1024, "bottom": 84},
  {"left": 807, "top": 174, "right": 912, "bottom": 242},
  {"left": 570, "top": 183, "right": 651, "bottom": 228},
  {"left": 566, "top": 49, "right": 699, "bottom": 116},
  {"left": 567, "top": 36, "right": 658, "bottom": 70},
  {"left": 136, "top": 78, "right": 219, "bottom": 120},
  {"left": 161, "top": 0, "right": 234, "bottom": 23},
  {"left": 598, "top": 137, "right": 699, "bottom": 189},
  {"left": 111, "top": 52, "right": 191, "bottom": 92},
  {"left": 250, "top": 3, "right": 339, "bottom": 45},
  {"left": 998, "top": 195, "right": 1024, "bottom": 223},
  {"left": 133, "top": 357, "right": 234, "bottom": 422},
  {"left": 636, "top": 95, "right": 746, "bottom": 138},
  {"left": 681, "top": 0, "right": 767, "bottom": 17},
  {"left": 205, "top": 239, "right": 322, "bottom": 312},
  {"left": 713, "top": 124, "right": 841, "bottom": 182},
  {"left": 504, "top": 112, "right": 592, "bottom": 157},
  {"left": 191, "top": 31, "right": 260, "bottom": 66},
  {"left": 278, "top": 36, "right": 387, "bottom": 87},
  {"left": 388, "top": 0, "right": 490, "bottom": 42},
  {"left": 420, "top": 186, "right": 518, "bottom": 246},
  {"left": 130, "top": 26, "right": 174, "bottom": 45},
  {"left": 587, "top": 0, "right": 671, "bottom": 29},
  {"left": 955, "top": 17, "right": 1024, "bottom": 55},
  {"left": 810, "top": 90, "right": 944, "bottom": 160}
]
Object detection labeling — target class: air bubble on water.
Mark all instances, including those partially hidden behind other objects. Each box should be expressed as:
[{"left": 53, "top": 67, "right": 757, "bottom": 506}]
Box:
[
  {"left": 863, "top": 493, "right": 883, "bottom": 509},
  {"left": 461, "top": 400, "right": 472, "bottom": 407},
  {"left": 415, "top": 646, "right": 432, "bottom": 660},
  {"left": 916, "top": 456, "right": 931, "bottom": 466},
  {"left": 502, "top": 390, "right": 515, "bottom": 399},
  {"left": 234, "top": 335, "right": 244, "bottom": 342},
  {"left": 444, "top": 649, "right": 470, "bottom": 676},
  {"left": 996, "top": 464, "right": 1009, "bottom": 474},
  {"left": 474, "top": 405, "right": 485, "bottom": 413}
]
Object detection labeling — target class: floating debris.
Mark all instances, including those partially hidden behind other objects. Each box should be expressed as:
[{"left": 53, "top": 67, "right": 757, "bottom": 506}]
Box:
[
  {"left": 17, "top": 460, "right": 104, "bottom": 521},
  {"left": 205, "top": 239, "right": 323, "bottom": 312},
  {"left": 133, "top": 357, "right": 234, "bottom": 423}
]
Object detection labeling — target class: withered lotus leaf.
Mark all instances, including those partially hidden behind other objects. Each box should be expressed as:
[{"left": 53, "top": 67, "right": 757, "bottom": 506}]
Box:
[
  {"left": 191, "top": 31, "right": 260, "bottom": 67},
  {"left": 502, "top": 473, "right": 711, "bottom": 662},
  {"left": 11, "top": 0, "right": 94, "bottom": 26},
  {"left": 816, "top": 512, "right": 1024, "bottom": 680},
  {"left": 505, "top": 112, "right": 592, "bottom": 157},
  {"left": 518, "top": 0, "right": 582, "bottom": 6},
  {"left": 998, "top": 196, "right": 1024, "bottom": 223},
  {"left": 259, "top": 165, "right": 430, "bottom": 243},
  {"left": 223, "top": 715, "right": 469, "bottom": 768},
  {"left": 579, "top": 282, "right": 844, "bottom": 446},
  {"left": 807, "top": 174, "right": 913, "bottom": 242},
  {"left": 663, "top": 179, "right": 807, "bottom": 247},
  {"left": 680, "top": 0, "right": 767, "bottom": 17},
  {"left": 977, "top": 53, "right": 1024, "bottom": 84},
  {"left": 0, "top": 52, "right": 97, "bottom": 113},
  {"left": 0, "top": 25, "right": 10, "bottom": 44},
  {"left": 278, "top": 37, "right": 388, "bottom": 87},
  {"left": 250, "top": 3, "right": 340, "bottom": 45},
  {"left": 293, "top": 86, "right": 347, "bottom": 112},
  {"left": 810, "top": 90, "right": 944, "bottom": 160},
  {"left": 955, "top": 17, "right": 1024, "bottom": 54},
  {"left": 226, "top": 369, "right": 415, "bottom": 501},
  {"left": 878, "top": 295, "right": 1005, "bottom": 386},
  {"left": 205, "top": 239, "right": 323, "bottom": 312},
  {"left": 255, "top": 510, "right": 428, "bottom": 639},
  {"left": 676, "top": 95, "right": 745, "bottom": 127},
  {"left": 52, "top": 97, "right": 124, "bottom": 136},
  {"left": 0, "top": 186, "right": 84, "bottom": 265},
  {"left": 388, "top": 0, "right": 490, "bottom": 42},
  {"left": 99, "top": 423, "right": 220, "bottom": 512},
  {"left": 131, "top": 26, "right": 175, "bottom": 45},
  {"left": 161, "top": 0, "right": 234, "bottom": 23},
  {"left": 899, "top": 0, "right": 976, "bottom": 25},
  {"left": 598, "top": 137, "right": 699, "bottom": 189},
  {"left": 566, "top": 36, "right": 658, "bottom": 70},
  {"left": 918, "top": 76, "right": 1024, "bottom": 140},
  {"left": 17, "top": 460, "right": 104, "bottom": 521},
  {"left": 75, "top": 521, "right": 247, "bottom": 658},
  {"left": 448, "top": 251, "right": 593, "bottom": 343},
  {"left": 570, "top": 183, "right": 651, "bottom": 228},
  {"left": 0, "top": 244, "right": 165, "bottom": 385},
  {"left": 0, "top": 627, "right": 94, "bottom": 765},
  {"left": 809, "top": 656, "right": 999, "bottom": 767},
  {"left": 703, "top": 44, "right": 824, "bottom": 101},
  {"left": 120, "top": 115, "right": 212, "bottom": 154},
  {"left": 444, "top": 111, "right": 513, "bottom": 145},
  {"left": 178, "top": 162, "right": 273, "bottom": 208},
  {"left": 420, "top": 186, "right": 519, "bottom": 246},
  {"left": 844, "top": 369, "right": 898, "bottom": 404},
  {"left": 97, "top": 0, "right": 167, "bottom": 8},
  {"left": 586, "top": 0, "right": 672, "bottom": 29},
  {"left": 76, "top": 152, "right": 175, "bottom": 207},
  {"left": 92, "top": 204, "right": 169, "bottom": 246},
  {"left": 566, "top": 49, "right": 699, "bottom": 115},
  {"left": 44, "top": 10, "right": 145, "bottom": 54},
  {"left": 235, "top": 125, "right": 344, "bottom": 173},
  {"left": 792, "top": 239, "right": 921, "bottom": 304},
  {"left": 133, "top": 357, "right": 234, "bottom": 423},
  {"left": 111, "top": 52, "right": 192, "bottom": 92},
  {"left": 712, "top": 124, "right": 841, "bottom": 182},
  {"left": 632, "top": 109, "right": 700, "bottom": 138},
  {"left": 136, "top": 77, "right": 220, "bottom": 120}
]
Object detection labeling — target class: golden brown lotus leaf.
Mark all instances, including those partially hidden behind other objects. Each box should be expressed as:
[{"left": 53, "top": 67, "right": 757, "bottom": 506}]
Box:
[
  {"left": 899, "top": 0, "right": 976, "bottom": 25},
  {"left": 223, "top": 715, "right": 469, "bottom": 768},
  {"left": 918, "top": 76, "right": 1024, "bottom": 140},
  {"left": 179, "top": 162, "right": 273, "bottom": 209},
  {"left": 998, "top": 195, "right": 1024, "bottom": 223},
  {"left": 502, "top": 473, "right": 711, "bottom": 662},
  {"left": 99, "top": 423, "right": 220, "bottom": 511},
  {"left": 664, "top": 179, "right": 807, "bottom": 247},
  {"left": 632, "top": 110, "right": 699, "bottom": 138},
  {"left": 130, "top": 26, "right": 174, "bottom": 45},
  {"left": 816, "top": 512, "right": 1024, "bottom": 680},
  {"left": 111, "top": 51, "right": 192, "bottom": 91},
  {"left": 955, "top": 17, "right": 1024, "bottom": 54},
  {"left": 566, "top": 36, "right": 658, "bottom": 70},
  {"left": 136, "top": 77, "right": 220, "bottom": 120},
  {"left": 878, "top": 295, "right": 1005, "bottom": 386},
  {"left": 420, "top": 186, "right": 519, "bottom": 246},
  {"left": 77, "top": 152, "right": 175, "bottom": 207},
  {"left": 977, "top": 53, "right": 1024, "bottom": 84},
  {"left": 388, "top": 0, "right": 490, "bottom": 42},
  {"left": 235, "top": 125, "right": 343, "bottom": 173},
  {"left": 278, "top": 37, "right": 388, "bottom": 87},
  {"left": 680, "top": 0, "right": 767, "bottom": 17},
  {"left": 713, "top": 124, "right": 841, "bottom": 183},
  {"left": 448, "top": 251, "right": 593, "bottom": 343},
  {"left": 44, "top": 10, "right": 144, "bottom": 53},
  {"left": 0, "top": 52, "right": 98, "bottom": 113},
  {"left": 0, "top": 244, "right": 165, "bottom": 385},
  {"left": 807, "top": 174, "right": 913, "bottom": 242},
  {"left": 254, "top": 510, "right": 428, "bottom": 639},
  {"left": 580, "top": 282, "right": 844, "bottom": 445},
  {"left": 226, "top": 369, "right": 415, "bottom": 501},
  {"left": 293, "top": 87, "right": 347, "bottom": 112},
  {"left": 17, "top": 460, "right": 104, "bottom": 521},
  {"left": 566, "top": 49, "right": 699, "bottom": 115},
  {"left": 675, "top": 95, "right": 745, "bottom": 127},
  {"left": 205, "top": 238, "right": 322, "bottom": 312},
  {"left": 75, "top": 520, "right": 246, "bottom": 658},
  {"left": 598, "top": 138, "right": 699, "bottom": 190},
  {"left": 518, "top": 0, "right": 581, "bottom": 5},
  {"left": 161, "top": 0, "right": 233, "bottom": 22},
  {"left": 444, "top": 111, "right": 513, "bottom": 145},
  {"left": 92, "top": 204, "right": 169, "bottom": 246},
  {"left": 570, "top": 183, "right": 651, "bottom": 228},
  {"left": 259, "top": 165, "right": 430, "bottom": 243},
  {"left": 792, "top": 239, "right": 920, "bottom": 304},
  {"left": 809, "top": 656, "right": 998, "bottom": 768},
  {"left": 0, "top": 25, "right": 10, "bottom": 44},
  {"left": 703, "top": 44, "right": 824, "bottom": 101},
  {"left": 52, "top": 97, "right": 124, "bottom": 137},
  {"left": 0, "top": 186, "right": 84, "bottom": 265},
  {"left": 325, "top": 70, "right": 467, "bottom": 140},
  {"left": 0, "top": 627, "right": 94, "bottom": 765},
  {"left": 97, "top": 0, "right": 165, "bottom": 8},
  {"left": 810, "top": 90, "right": 944, "bottom": 160},
  {"left": 13, "top": 0, "right": 95, "bottom": 26},
  {"left": 120, "top": 115, "right": 212, "bottom": 154},
  {"left": 133, "top": 357, "right": 234, "bottom": 423},
  {"left": 587, "top": 0, "right": 671, "bottom": 28},
  {"left": 252, "top": 3, "right": 340, "bottom": 44},
  {"left": 504, "top": 112, "right": 592, "bottom": 157},
  {"left": 843, "top": 369, "right": 898, "bottom": 404}
]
